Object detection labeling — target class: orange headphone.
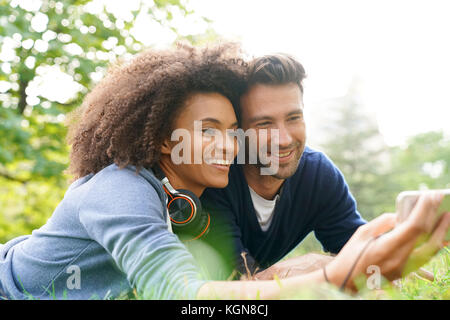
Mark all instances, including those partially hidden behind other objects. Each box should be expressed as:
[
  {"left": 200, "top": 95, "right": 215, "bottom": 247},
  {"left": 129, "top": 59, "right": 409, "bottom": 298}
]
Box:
[{"left": 153, "top": 165, "right": 211, "bottom": 242}]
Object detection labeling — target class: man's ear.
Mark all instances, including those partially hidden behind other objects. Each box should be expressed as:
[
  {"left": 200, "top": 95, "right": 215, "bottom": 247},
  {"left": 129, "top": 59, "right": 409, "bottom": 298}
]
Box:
[{"left": 160, "top": 139, "right": 172, "bottom": 155}]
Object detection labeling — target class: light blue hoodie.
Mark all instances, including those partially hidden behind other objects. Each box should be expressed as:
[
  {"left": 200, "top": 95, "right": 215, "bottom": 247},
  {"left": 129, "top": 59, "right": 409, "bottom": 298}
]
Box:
[{"left": 0, "top": 164, "right": 208, "bottom": 300}]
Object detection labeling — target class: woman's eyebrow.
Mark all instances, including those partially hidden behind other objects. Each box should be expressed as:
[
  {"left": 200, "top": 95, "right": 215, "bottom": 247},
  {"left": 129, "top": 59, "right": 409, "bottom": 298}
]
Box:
[
  {"left": 200, "top": 117, "right": 221, "bottom": 124},
  {"left": 200, "top": 118, "right": 238, "bottom": 128}
]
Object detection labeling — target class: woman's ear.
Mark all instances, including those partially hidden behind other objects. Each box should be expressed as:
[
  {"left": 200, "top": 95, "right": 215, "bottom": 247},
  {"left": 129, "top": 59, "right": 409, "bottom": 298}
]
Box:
[{"left": 160, "top": 139, "right": 172, "bottom": 155}]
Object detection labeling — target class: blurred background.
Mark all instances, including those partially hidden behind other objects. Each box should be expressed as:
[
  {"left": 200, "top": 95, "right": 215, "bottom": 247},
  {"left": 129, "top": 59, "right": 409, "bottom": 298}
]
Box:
[{"left": 1, "top": 0, "right": 449, "bottom": 252}]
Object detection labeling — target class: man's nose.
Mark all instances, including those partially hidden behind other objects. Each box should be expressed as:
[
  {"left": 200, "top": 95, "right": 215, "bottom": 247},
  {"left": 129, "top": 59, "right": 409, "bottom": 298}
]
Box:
[{"left": 276, "top": 125, "right": 293, "bottom": 148}]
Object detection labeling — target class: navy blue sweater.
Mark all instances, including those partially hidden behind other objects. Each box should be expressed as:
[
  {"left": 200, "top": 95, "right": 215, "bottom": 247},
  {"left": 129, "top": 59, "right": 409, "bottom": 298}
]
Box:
[{"left": 200, "top": 146, "right": 367, "bottom": 275}]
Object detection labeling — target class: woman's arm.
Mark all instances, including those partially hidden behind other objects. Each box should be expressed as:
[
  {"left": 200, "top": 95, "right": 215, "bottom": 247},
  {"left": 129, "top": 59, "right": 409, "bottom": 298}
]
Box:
[
  {"left": 197, "top": 268, "right": 327, "bottom": 299},
  {"left": 78, "top": 166, "right": 207, "bottom": 299}
]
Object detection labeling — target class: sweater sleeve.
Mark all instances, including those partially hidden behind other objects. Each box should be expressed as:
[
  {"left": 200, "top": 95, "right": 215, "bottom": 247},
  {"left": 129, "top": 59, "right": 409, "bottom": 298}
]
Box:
[
  {"left": 78, "top": 167, "right": 207, "bottom": 299},
  {"left": 313, "top": 153, "right": 367, "bottom": 254}
]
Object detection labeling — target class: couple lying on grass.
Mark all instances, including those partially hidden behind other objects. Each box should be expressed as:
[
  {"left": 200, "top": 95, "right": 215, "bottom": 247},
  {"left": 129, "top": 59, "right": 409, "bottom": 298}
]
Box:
[{"left": 1, "top": 42, "right": 449, "bottom": 300}]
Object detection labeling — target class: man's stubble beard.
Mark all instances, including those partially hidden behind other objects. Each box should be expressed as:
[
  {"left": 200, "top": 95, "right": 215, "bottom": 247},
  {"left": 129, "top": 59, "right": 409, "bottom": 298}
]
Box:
[{"left": 251, "top": 141, "right": 305, "bottom": 180}]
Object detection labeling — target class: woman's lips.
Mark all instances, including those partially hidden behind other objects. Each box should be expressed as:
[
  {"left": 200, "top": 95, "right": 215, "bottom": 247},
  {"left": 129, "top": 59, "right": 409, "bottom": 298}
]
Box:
[
  {"left": 205, "top": 158, "right": 232, "bottom": 172},
  {"left": 210, "top": 163, "right": 231, "bottom": 172}
]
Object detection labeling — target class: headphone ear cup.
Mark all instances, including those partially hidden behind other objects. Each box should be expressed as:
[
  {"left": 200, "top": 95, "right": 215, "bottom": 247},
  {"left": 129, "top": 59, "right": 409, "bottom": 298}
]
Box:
[
  {"left": 167, "top": 191, "right": 198, "bottom": 225},
  {"left": 175, "top": 189, "right": 202, "bottom": 213},
  {"left": 170, "top": 189, "right": 210, "bottom": 241}
]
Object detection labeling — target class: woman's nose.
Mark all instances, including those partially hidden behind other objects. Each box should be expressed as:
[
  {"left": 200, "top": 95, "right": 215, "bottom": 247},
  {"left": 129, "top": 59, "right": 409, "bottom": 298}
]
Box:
[{"left": 217, "top": 131, "right": 238, "bottom": 159}]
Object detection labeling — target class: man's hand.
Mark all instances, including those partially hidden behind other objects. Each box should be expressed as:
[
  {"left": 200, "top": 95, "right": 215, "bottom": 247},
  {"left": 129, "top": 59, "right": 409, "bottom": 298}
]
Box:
[
  {"left": 253, "top": 253, "right": 334, "bottom": 280},
  {"left": 325, "top": 192, "right": 450, "bottom": 290}
]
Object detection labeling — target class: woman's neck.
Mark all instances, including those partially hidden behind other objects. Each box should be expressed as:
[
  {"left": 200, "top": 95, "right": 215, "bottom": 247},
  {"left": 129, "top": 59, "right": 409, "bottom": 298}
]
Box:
[{"left": 157, "top": 157, "right": 205, "bottom": 198}]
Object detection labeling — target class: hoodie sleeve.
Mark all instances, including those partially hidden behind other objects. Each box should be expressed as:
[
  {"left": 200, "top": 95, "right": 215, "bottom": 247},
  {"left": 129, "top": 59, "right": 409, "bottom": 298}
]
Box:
[{"left": 78, "top": 166, "right": 208, "bottom": 299}]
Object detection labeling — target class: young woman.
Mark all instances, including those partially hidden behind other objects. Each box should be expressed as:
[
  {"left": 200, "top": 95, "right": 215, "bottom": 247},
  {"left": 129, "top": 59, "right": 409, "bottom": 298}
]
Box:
[
  {"left": 1, "top": 42, "right": 448, "bottom": 300},
  {"left": 0, "top": 42, "right": 247, "bottom": 299}
]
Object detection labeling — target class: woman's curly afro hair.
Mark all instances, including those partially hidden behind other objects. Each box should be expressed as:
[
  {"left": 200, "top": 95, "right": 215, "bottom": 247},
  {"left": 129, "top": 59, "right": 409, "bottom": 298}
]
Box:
[{"left": 66, "top": 42, "right": 248, "bottom": 180}]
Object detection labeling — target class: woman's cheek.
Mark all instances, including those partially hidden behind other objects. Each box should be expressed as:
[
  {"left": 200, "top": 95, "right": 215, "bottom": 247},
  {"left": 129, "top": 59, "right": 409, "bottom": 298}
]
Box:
[
  {"left": 189, "top": 131, "right": 209, "bottom": 164},
  {"left": 233, "top": 138, "right": 239, "bottom": 159},
  {"left": 201, "top": 138, "right": 216, "bottom": 162}
]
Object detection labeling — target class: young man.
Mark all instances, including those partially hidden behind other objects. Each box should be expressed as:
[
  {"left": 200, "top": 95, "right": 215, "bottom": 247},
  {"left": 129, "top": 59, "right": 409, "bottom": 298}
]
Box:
[
  {"left": 200, "top": 53, "right": 368, "bottom": 279},
  {"left": 199, "top": 54, "right": 448, "bottom": 293}
]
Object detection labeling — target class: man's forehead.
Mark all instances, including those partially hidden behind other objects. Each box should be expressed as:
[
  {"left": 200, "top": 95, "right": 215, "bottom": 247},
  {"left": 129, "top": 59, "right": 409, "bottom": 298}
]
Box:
[
  {"left": 241, "top": 83, "right": 303, "bottom": 116},
  {"left": 242, "top": 83, "right": 302, "bottom": 103}
]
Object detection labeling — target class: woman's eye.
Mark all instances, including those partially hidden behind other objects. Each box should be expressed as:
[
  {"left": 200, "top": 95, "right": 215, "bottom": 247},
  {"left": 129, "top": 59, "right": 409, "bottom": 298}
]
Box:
[
  {"left": 202, "top": 128, "right": 217, "bottom": 135},
  {"left": 226, "top": 130, "right": 238, "bottom": 139}
]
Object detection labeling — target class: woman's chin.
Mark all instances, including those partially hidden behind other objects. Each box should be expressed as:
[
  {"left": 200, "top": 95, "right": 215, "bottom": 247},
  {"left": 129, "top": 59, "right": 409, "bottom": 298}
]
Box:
[{"left": 204, "top": 176, "right": 229, "bottom": 189}]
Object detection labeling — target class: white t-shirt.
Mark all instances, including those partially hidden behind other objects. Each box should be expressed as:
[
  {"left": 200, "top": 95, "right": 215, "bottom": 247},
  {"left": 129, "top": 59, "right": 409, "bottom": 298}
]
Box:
[{"left": 248, "top": 186, "right": 280, "bottom": 232}]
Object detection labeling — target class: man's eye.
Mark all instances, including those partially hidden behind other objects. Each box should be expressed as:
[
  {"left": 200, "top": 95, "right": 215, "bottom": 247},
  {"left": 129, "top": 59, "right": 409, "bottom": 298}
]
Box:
[
  {"left": 256, "top": 122, "right": 271, "bottom": 127},
  {"left": 288, "top": 116, "right": 301, "bottom": 121}
]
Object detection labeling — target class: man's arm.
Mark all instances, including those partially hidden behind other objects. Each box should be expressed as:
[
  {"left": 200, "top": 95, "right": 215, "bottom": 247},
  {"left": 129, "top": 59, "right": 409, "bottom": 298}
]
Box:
[
  {"left": 252, "top": 152, "right": 362, "bottom": 281},
  {"left": 248, "top": 152, "right": 362, "bottom": 281},
  {"left": 198, "top": 195, "right": 450, "bottom": 298},
  {"left": 312, "top": 153, "right": 367, "bottom": 254}
]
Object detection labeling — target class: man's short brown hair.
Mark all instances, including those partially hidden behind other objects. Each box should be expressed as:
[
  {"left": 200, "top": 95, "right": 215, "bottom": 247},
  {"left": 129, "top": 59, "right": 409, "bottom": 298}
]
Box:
[{"left": 246, "top": 53, "right": 306, "bottom": 92}]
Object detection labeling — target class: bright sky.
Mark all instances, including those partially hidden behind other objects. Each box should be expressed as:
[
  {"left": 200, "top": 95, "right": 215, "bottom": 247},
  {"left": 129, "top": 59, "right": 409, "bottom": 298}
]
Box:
[
  {"left": 186, "top": 0, "right": 450, "bottom": 146},
  {"left": 3, "top": 0, "right": 450, "bottom": 147}
]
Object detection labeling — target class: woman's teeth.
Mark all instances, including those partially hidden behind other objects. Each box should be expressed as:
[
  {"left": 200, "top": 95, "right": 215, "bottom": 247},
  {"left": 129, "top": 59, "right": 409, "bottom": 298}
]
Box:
[{"left": 209, "top": 159, "right": 232, "bottom": 165}]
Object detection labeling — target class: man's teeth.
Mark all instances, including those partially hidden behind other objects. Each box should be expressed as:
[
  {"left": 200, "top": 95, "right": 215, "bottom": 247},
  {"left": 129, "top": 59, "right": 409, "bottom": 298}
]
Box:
[
  {"left": 273, "top": 151, "right": 292, "bottom": 157},
  {"left": 210, "top": 159, "right": 232, "bottom": 165}
]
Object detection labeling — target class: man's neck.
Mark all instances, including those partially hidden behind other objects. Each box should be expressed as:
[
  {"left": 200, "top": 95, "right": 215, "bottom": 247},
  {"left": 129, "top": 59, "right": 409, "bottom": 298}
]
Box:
[{"left": 243, "top": 164, "right": 285, "bottom": 200}]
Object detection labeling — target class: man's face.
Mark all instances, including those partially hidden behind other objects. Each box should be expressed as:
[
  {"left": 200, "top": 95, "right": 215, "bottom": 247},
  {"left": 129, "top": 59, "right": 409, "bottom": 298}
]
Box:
[{"left": 240, "top": 83, "right": 306, "bottom": 179}]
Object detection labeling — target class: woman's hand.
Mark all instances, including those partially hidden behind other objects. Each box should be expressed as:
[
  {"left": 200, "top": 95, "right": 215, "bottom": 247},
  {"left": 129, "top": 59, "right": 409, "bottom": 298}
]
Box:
[{"left": 325, "top": 192, "right": 450, "bottom": 291}]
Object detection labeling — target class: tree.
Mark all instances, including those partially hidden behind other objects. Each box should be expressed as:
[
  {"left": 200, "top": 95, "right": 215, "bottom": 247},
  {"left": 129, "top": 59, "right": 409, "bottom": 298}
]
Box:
[
  {"left": 311, "top": 79, "right": 395, "bottom": 221},
  {"left": 390, "top": 131, "right": 450, "bottom": 191},
  {"left": 0, "top": 0, "right": 214, "bottom": 242},
  {"left": 290, "top": 81, "right": 450, "bottom": 254}
]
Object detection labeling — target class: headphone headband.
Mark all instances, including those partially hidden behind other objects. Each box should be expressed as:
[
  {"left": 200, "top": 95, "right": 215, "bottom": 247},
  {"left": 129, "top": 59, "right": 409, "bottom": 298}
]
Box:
[{"left": 153, "top": 165, "right": 181, "bottom": 195}]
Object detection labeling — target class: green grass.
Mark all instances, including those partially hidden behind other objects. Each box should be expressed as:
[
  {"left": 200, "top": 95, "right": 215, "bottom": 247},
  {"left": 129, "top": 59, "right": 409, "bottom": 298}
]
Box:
[
  {"left": 3, "top": 236, "right": 448, "bottom": 300},
  {"left": 280, "top": 247, "right": 449, "bottom": 300},
  {"left": 376, "top": 247, "right": 450, "bottom": 300},
  {"left": 276, "top": 233, "right": 449, "bottom": 300},
  {"left": 127, "top": 235, "right": 450, "bottom": 300}
]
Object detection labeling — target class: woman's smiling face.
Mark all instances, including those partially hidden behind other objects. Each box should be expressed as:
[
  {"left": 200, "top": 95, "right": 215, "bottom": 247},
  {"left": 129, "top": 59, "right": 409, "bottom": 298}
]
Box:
[{"left": 160, "top": 92, "right": 239, "bottom": 196}]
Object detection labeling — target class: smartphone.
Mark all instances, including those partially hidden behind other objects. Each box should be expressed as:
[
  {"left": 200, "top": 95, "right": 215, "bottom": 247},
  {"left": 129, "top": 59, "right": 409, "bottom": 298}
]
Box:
[{"left": 396, "top": 189, "right": 450, "bottom": 241}]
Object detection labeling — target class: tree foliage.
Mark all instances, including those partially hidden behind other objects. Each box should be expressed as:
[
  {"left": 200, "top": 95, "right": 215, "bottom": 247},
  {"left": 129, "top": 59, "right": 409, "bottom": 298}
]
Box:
[
  {"left": 0, "top": 0, "right": 213, "bottom": 242},
  {"left": 1, "top": 1, "right": 449, "bottom": 249},
  {"left": 296, "top": 79, "right": 450, "bottom": 253},
  {"left": 313, "top": 79, "right": 450, "bottom": 221}
]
